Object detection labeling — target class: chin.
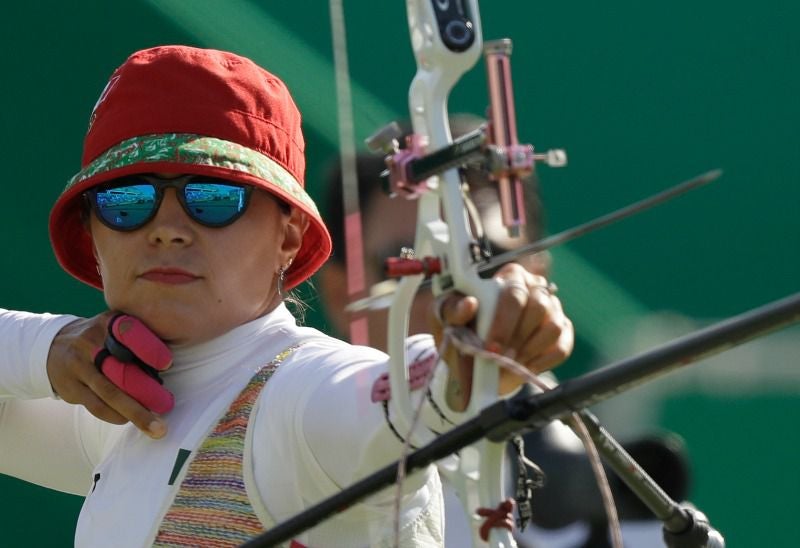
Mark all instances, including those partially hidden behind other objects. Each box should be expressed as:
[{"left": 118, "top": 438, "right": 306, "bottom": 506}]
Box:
[
  {"left": 136, "top": 315, "right": 189, "bottom": 343},
  {"left": 110, "top": 301, "right": 200, "bottom": 343}
]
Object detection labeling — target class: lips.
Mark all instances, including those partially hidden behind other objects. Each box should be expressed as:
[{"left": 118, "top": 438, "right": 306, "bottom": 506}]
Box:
[{"left": 140, "top": 267, "right": 200, "bottom": 285}]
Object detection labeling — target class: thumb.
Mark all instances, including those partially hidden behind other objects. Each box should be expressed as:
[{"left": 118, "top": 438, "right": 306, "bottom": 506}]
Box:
[{"left": 437, "top": 293, "right": 479, "bottom": 327}]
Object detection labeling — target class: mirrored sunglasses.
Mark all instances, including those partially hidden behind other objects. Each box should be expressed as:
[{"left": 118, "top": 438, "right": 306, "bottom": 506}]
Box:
[{"left": 86, "top": 175, "right": 253, "bottom": 231}]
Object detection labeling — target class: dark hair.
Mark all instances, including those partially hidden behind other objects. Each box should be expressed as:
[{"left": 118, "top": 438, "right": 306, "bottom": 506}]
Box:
[{"left": 323, "top": 153, "right": 392, "bottom": 266}]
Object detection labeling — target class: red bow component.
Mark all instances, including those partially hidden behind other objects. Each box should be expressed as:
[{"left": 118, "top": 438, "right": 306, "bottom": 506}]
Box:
[{"left": 476, "top": 498, "right": 517, "bottom": 542}]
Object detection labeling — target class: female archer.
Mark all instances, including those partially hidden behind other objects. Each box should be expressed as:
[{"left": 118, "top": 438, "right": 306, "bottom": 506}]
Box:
[{"left": 0, "top": 45, "right": 572, "bottom": 546}]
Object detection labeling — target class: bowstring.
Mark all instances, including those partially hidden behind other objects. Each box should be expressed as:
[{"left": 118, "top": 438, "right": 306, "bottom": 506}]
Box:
[
  {"left": 328, "top": 3, "right": 422, "bottom": 544},
  {"left": 329, "top": 0, "right": 369, "bottom": 346},
  {"left": 391, "top": 339, "right": 443, "bottom": 547}
]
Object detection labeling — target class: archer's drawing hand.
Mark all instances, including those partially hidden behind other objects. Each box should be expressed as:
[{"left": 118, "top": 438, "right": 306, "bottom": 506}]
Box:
[
  {"left": 432, "top": 263, "right": 574, "bottom": 411},
  {"left": 46, "top": 311, "right": 171, "bottom": 439}
]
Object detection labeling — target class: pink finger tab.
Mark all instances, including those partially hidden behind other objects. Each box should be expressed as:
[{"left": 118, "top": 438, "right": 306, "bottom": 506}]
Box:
[
  {"left": 111, "top": 315, "right": 173, "bottom": 371},
  {"left": 101, "top": 356, "right": 175, "bottom": 414}
]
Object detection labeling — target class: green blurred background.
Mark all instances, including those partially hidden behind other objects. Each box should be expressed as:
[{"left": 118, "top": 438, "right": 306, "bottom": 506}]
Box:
[{"left": 0, "top": 1, "right": 797, "bottom": 546}]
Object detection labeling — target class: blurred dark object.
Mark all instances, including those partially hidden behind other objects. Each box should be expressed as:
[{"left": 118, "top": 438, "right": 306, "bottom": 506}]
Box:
[{"left": 518, "top": 425, "right": 691, "bottom": 540}]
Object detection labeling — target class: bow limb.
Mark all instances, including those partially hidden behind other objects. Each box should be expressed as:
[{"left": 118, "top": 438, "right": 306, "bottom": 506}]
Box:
[{"left": 385, "top": 1, "right": 512, "bottom": 545}]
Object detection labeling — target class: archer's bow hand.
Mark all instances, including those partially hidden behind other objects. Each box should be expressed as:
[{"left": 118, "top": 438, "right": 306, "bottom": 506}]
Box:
[{"left": 431, "top": 263, "right": 574, "bottom": 411}]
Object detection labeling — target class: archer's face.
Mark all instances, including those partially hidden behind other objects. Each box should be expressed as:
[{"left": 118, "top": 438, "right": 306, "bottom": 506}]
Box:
[{"left": 90, "top": 177, "right": 305, "bottom": 345}]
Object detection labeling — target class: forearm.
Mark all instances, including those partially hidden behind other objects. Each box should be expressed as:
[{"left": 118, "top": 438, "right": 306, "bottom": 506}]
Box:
[
  {"left": 0, "top": 309, "right": 78, "bottom": 399},
  {"left": 0, "top": 309, "right": 100, "bottom": 495},
  {"left": 0, "top": 398, "right": 100, "bottom": 495}
]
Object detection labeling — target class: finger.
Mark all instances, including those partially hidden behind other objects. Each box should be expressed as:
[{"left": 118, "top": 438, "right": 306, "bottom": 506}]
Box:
[
  {"left": 437, "top": 293, "right": 479, "bottom": 327},
  {"left": 505, "top": 288, "right": 551, "bottom": 354},
  {"left": 517, "top": 320, "right": 562, "bottom": 364},
  {"left": 77, "top": 391, "right": 129, "bottom": 425},
  {"left": 523, "top": 318, "right": 574, "bottom": 373},
  {"left": 57, "top": 382, "right": 128, "bottom": 425},
  {"left": 110, "top": 315, "right": 173, "bottom": 371},
  {"left": 524, "top": 346, "right": 572, "bottom": 374},
  {"left": 100, "top": 358, "right": 175, "bottom": 415},
  {"left": 484, "top": 273, "right": 538, "bottom": 351},
  {"left": 85, "top": 364, "right": 169, "bottom": 438}
]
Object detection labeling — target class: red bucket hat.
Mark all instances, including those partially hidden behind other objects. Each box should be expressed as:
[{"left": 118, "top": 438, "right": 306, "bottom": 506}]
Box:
[{"left": 49, "top": 45, "right": 331, "bottom": 291}]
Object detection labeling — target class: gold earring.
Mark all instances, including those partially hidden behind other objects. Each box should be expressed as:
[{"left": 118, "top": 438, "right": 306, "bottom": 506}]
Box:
[{"left": 277, "top": 258, "right": 293, "bottom": 298}]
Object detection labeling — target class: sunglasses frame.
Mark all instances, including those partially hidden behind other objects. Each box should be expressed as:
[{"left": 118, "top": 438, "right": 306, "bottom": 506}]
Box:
[{"left": 85, "top": 174, "right": 253, "bottom": 231}]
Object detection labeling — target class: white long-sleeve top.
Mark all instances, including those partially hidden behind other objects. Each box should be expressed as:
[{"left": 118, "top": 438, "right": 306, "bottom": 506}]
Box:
[{"left": 0, "top": 305, "right": 448, "bottom": 547}]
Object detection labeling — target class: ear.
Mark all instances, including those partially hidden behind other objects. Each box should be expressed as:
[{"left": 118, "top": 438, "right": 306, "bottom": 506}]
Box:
[
  {"left": 316, "top": 263, "right": 350, "bottom": 337},
  {"left": 279, "top": 208, "right": 309, "bottom": 267},
  {"left": 86, "top": 219, "right": 102, "bottom": 271}
]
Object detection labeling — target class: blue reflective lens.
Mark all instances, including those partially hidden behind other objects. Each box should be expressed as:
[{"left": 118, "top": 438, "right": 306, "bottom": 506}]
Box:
[
  {"left": 94, "top": 184, "right": 157, "bottom": 229},
  {"left": 184, "top": 183, "right": 247, "bottom": 226},
  {"left": 90, "top": 178, "right": 251, "bottom": 230}
]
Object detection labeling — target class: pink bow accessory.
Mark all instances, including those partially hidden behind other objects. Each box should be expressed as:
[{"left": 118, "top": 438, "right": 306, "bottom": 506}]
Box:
[{"left": 370, "top": 353, "right": 436, "bottom": 403}]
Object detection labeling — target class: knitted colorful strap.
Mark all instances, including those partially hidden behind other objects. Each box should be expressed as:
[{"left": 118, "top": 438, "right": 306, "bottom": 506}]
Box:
[{"left": 153, "top": 343, "right": 302, "bottom": 547}]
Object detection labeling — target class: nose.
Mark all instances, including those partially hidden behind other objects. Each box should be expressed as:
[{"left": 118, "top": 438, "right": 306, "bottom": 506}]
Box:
[{"left": 146, "top": 188, "right": 194, "bottom": 246}]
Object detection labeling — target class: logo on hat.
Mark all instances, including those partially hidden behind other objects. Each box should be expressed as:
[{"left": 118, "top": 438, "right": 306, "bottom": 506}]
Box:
[{"left": 88, "top": 75, "right": 121, "bottom": 130}]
